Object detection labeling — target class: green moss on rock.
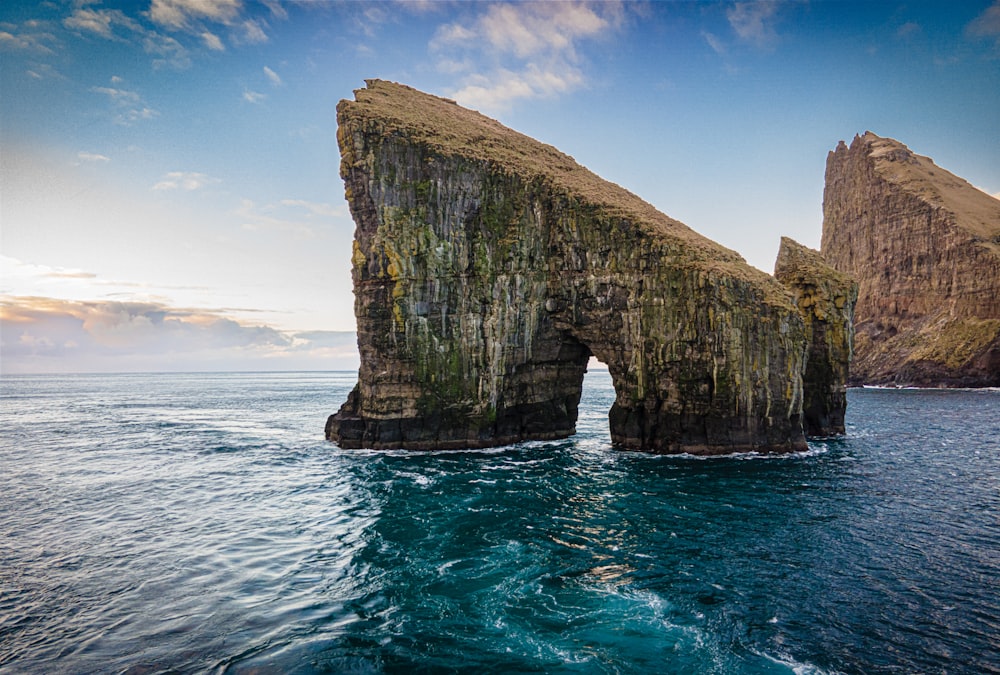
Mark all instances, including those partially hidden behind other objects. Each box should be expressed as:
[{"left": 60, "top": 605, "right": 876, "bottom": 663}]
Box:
[{"left": 328, "top": 80, "right": 812, "bottom": 454}]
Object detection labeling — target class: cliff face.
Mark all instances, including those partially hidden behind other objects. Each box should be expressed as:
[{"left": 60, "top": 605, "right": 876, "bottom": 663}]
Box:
[
  {"left": 822, "top": 132, "right": 1000, "bottom": 386},
  {"left": 327, "top": 80, "right": 810, "bottom": 454},
  {"left": 774, "top": 237, "right": 857, "bottom": 436}
]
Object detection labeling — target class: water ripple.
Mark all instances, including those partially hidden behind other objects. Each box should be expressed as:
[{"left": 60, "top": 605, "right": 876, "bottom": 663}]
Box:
[{"left": 1, "top": 374, "right": 998, "bottom": 673}]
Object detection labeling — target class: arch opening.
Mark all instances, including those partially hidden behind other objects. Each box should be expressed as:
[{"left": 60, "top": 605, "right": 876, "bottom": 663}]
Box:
[{"left": 575, "top": 357, "right": 614, "bottom": 445}]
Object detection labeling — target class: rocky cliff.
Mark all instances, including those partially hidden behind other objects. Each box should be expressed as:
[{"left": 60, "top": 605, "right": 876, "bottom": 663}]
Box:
[
  {"left": 774, "top": 237, "right": 857, "bottom": 436},
  {"left": 822, "top": 132, "right": 1000, "bottom": 386},
  {"left": 327, "top": 80, "right": 812, "bottom": 454}
]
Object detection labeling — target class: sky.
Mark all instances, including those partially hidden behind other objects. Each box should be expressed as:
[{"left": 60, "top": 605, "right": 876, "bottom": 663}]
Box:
[{"left": 2, "top": 0, "right": 999, "bottom": 373}]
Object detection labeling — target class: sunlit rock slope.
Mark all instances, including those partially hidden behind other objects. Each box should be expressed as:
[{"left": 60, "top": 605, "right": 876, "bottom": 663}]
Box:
[{"left": 822, "top": 132, "right": 1000, "bottom": 387}]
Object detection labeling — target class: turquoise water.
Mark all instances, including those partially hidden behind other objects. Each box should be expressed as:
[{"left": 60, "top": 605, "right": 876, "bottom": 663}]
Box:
[{"left": 1, "top": 371, "right": 998, "bottom": 674}]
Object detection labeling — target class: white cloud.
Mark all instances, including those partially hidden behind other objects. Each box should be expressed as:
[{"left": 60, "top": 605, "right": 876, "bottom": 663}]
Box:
[
  {"left": 144, "top": 0, "right": 283, "bottom": 54},
  {"left": 967, "top": 0, "right": 1000, "bottom": 47},
  {"left": 702, "top": 30, "right": 726, "bottom": 55},
  {"left": 0, "top": 295, "right": 359, "bottom": 373},
  {"left": 432, "top": 1, "right": 625, "bottom": 111},
  {"left": 26, "top": 63, "right": 63, "bottom": 80},
  {"left": 263, "top": 65, "right": 282, "bottom": 86},
  {"left": 92, "top": 80, "right": 161, "bottom": 124},
  {"left": 0, "top": 25, "right": 58, "bottom": 54},
  {"left": 451, "top": 65, "right": 584, "bottom": 111},
  {"left": 153, "top": 171, "right": 220, "bottom": 191},
  {"left": 262, "top": 0, "right": 288, "bottom": 21},
  {"left": 201, "top": 30, "right": 225, "bottom": 50},
  {"left": 64, "top": 8, "right": 128, "bottom": 39},
  {"left": 727, "top": 1, "right": 779, "bottom": 48},
  {"left": 243, "top": 89, "right": 266, "bottom": 103},
  {"left": 148, "top": 0, "right": 242, "bottom": 31},
  {"left": 238, "top": 19, "right": 268, "bottom": 44},
  {"left": 279, "top": 199, "right": 344, "bottom": 217},
  {"left": 1, "top": 256, "right": 97, "bottom": 286},
  {"left": 92, "top": 85, "right": 141, "bottom": 104},
  {"left": 482, "top": 1, "right": 610, "bottom": 58},
  {"left": 143, "top": 32, "right": 192, "bottom": 69},
  {"left": 235, "top": 199, "right": 336, "bottom": 238},
  {"left": 78, "top": 152, "right": 110, "bottom": 163},
  {"left": 896, "top": 21, "right": 921, "bottom": 39}
]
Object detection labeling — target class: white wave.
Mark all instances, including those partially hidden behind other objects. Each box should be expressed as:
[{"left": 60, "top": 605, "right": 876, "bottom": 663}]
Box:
[{"left": 755, "top": 647, "right": 842, "bottom": 675}]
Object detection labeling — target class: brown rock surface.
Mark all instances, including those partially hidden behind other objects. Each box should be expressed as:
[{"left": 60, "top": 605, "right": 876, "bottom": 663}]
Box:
[
  {"left": 822, "top": 132, "right": 1000, "bottom": 387},
  {"left": 327, "top": 80, "right": 812, "bottom": 454},
  {"left": 774, "top": 237, "right": 858, "bottom": 436}
]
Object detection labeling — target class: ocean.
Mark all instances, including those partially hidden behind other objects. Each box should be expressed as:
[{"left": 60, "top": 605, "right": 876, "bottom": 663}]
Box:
[{"left": 1, "top": 371, "right": 998, "bottom": 674}]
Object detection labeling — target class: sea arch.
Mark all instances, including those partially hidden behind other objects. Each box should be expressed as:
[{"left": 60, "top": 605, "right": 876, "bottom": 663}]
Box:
[{"left": 325, "top": 80, "right": 810, "bottom": 455}]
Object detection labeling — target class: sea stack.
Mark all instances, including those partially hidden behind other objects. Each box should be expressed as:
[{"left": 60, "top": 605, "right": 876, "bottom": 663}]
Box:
[
  {"left": 327, "top": 79, "right": 811, "bottom": 454},
  {"left": 774, "top": 237, "right": 858, "bottom": 436},
  {"left": 822, "top": 132, "right": 1000, "bottom": 386}
]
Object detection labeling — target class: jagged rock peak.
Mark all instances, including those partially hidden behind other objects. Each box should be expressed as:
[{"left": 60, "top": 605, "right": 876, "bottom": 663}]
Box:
[
  {"left": 822, "top": 132, "right": 1000, "bottom": 387},
  {"left": 774, "top": 236, "right": 854, "bottom": 290},
  {"left": 835, "top": 131, "right": 1000, "bottom": 241},
  {"left": 327, "top": 80, "right": 812, "bottom": 454}
]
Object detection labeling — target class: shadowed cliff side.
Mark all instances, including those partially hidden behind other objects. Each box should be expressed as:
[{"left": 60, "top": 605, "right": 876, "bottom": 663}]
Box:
[
  {"left": 822, "top": 132, "right": 1000, "bottom": 387},
  {"left": 774, "top": 237, "right": 858, "bottom": 436},
  {"left": 327, "top": 80, "right": 809, "bottom": 454}
]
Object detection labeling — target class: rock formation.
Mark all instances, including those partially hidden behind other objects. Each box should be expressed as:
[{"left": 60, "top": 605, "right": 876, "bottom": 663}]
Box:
[
  {"left": 327, "top": 80, "right": 812, "bottom": 454},
  {"left": 774, "top": 237, "right": 858, "bottom": 436},
  {"left": 822, "top": 132, "right": 1000, "bottom": 386}
]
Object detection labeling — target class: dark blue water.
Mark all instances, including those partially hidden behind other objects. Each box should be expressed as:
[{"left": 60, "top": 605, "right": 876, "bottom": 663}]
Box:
[{"left": 1, "top": 372, "right": 998, "bottom": 674}]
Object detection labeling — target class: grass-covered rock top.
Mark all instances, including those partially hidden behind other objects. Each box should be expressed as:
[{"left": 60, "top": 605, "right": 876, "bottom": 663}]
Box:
[{"left": 339, "top": 79, "right": 792, "bottom": 307}]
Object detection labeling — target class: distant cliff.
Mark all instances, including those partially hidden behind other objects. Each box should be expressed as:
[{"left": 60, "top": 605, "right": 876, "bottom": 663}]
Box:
[
  {"left": 822, "top": 132, "right": 1000, "bottom": 387},
  {"left": 327, "top": 80, "right": 818, "bottom": 454}
]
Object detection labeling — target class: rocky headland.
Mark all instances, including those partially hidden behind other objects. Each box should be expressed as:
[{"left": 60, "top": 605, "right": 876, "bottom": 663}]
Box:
[
  {"left": 327, "top": 80, "right": 855, "bottom": 453},
  {"left": 822, "top": 132, "right": 1000, "bottom": 387}
]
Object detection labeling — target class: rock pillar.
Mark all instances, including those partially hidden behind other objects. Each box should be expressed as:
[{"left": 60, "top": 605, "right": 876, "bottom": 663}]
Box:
[{"left": 774, "top": 237, "right": 857, "bottom": 436}]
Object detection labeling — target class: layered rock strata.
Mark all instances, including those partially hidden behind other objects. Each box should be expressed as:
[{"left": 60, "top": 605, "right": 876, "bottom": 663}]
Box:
[
  {"left": 822, "top": 132, "right": 1000, "bottom": 386},
  {"left": 774, "top": 237, "right": 857, "bottom": 436},
  {"left": 327, "top": 80, "right": 810, "bottom": 454}
]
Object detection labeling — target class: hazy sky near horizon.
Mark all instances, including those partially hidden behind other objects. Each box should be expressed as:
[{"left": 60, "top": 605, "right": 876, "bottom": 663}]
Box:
[{"left": 2, "top": 0, "right": 999, "bottom": 373}]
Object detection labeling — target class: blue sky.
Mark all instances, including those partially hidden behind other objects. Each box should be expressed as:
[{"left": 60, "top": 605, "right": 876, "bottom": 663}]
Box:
[{"left": 2, "top": 0, "right": 999, "bottom": 373}]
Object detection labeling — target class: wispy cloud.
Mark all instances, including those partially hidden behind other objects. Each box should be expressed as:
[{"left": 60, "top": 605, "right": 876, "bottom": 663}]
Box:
[
  {"left": 896, "top": 21, "right": 921, "bottom": 40},
  {"left": 264, "top": 65, "right": 282, "bottom": 86},
  {"left": 726, "top": 1, "right": 779, "bottom": 49},
  {"left": 235, "top": 198, "right": 342, "bottom": 238},
  {"left": 201, "top": 30, "right": 225, "bottom": 51},
  {"left": 431, "top": 1, "right": 626, "bottom": 112},
  {"left": 153, "top": 171, "right": 220, "bottom": 191},
  {"left": 148, "top": 0, "right": 242, "bottom": 31},
  {"left": 0, "top": 19, "right": 59, "bottom": 55},
  {"left": 279, "top": 199, "right": 343, "bottom": 217},
  {"left": 92, "top": 78, "right": 160, "bottom": 124},
  {"left": 262, "top": 0, "right": 288, "bottom": 22},
  {"left": 702, "top": 30, "right": 726, "bottom": 55},
  {"left": 243, "top": 89, "right": 266, "bottom": 103},
  {"left": 967, "top": 0, "right": 1000, "bottom": 48},
  {"left": 237, "top": 19, "right": 269, "bottom": 44},
  {"left": 77, "top": 151, "right": 111, "bottom": 163},
  {"left": 0, "top": 295, "right": 359, "bottom": 373},
  {"left": 1, "top": 256, "right": 98, "bottom": 286},
  {"left": 58, "top": 0, "right": 286, "bottom": 68},
  {"left": 26, "top": 63, "right": 64, "bottom": 80},
  {"left": 63, "top": 7, "right": 192, "bottom": 68},
  {"left": 63, "top": 7, "right": 141, "bottom": 40}
]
